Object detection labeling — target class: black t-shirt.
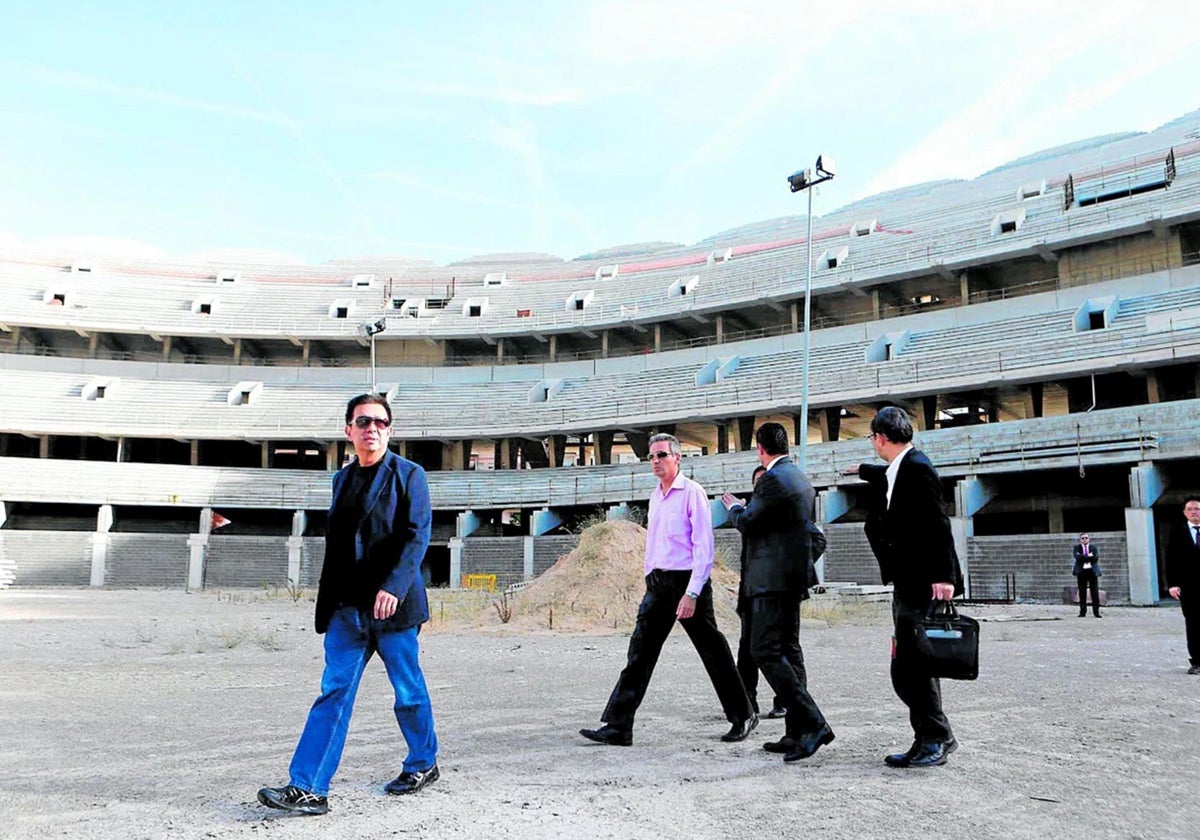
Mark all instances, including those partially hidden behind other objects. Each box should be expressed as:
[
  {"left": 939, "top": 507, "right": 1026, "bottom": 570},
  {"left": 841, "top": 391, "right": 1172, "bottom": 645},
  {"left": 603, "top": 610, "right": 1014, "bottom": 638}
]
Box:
[{"left": 327, "top": 459, "right": 385, "bottom": 609}]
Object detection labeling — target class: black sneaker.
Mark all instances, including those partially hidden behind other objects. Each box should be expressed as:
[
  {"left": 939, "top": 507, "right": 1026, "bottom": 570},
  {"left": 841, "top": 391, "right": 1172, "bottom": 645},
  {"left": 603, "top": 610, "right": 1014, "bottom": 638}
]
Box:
[
  {"left": 384, "top": 764, "right": 440, "bottom": 795},
  {"left": 257, "top": 784, "right": 328, "bottom": 815}
]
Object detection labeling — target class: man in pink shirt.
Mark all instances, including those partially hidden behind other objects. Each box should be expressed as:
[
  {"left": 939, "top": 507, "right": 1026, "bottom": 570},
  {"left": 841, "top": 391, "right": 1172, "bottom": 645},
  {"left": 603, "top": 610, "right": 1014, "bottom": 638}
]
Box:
[{"left": 580, "top": 433, "right": 757, "bottom": 746}]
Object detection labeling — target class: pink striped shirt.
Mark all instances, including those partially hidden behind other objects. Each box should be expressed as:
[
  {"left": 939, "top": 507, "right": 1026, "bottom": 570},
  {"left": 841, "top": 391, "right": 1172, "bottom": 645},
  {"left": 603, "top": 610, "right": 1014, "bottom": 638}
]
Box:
[{"left": 645, "top": 472, "right": 714, "bottom": 594}]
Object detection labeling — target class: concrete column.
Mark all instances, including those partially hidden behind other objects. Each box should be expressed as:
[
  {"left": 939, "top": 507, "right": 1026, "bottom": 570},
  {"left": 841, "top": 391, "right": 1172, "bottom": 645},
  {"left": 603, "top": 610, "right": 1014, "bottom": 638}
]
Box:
[
  {"left": 959, "top": 271, "right": 970, "bottom": 304},
  {"left": 790, "top": 301, "right": 799, "bottom": 333},
  {"left": 1047, "top": 495, "right": 1065, "bottom": 533},
  {"left": 457, "top": 510, "right": 480, "bottom": 538},
  {"left": 523, "top": 536, "right": 535, "bottom": 581},
  {"left": 1125, "top": 507, "right": 1159, "bottom": 605},
  {"left": 496, "top": 338, "right": 504, "bottom": 362},
  {"left": 715, "top": 314, "right": 724, "bottom": 344},
  {"left": 291, "top": 510, "right": 307, "bottom": 536},
  {"left": 286, "top": 536, "right": 303, "bottom": 585},
  {"left": 549, "top": 335, "right": 558, "bottom": 362},
  {"left": 88, "top": 333, "right": 99, "bottom": 358},
  {"left": 0, "top": 501, "right": 6, "bottom": 528},
  {"left": 442, "top": 440, "right": 466, "bottom": 470},
  {"left": 326, "top": 446, "right": 339, "bottom": 471},
  {"left": 301, "top": 340, "right": 311, "bottom": 364},
  {"left": 736, "top": 416, "right": 755, "bottom": 451},
  {"left": 547, "top": 434, "right": 567, "bottom": 468},
  {"left": 818, "top": 408, "right": 841, "bottom": 442},
  {"left": 531, "top": 508, "right": 562, "bottom": 536},
  {"left": 90, "top": 505, "right": 114, "bottom": 587},
  {"left": 232, "top": 338, "right": 243, "bottom": 364},
  {"left": 952, "top": 476, "right": 997, "bottom": 599},
  {"left": 261, "top": 442, "right": 270, "bottom": 469},
  {"left": 1126, "top": 462, "right": 1167, "bottom": 605},
  {"left": 716, "top": 424, "right": 729, "bottom": 454},
  {"left": 1146, "top": 371, "right": 1163, "bottom": 404},
  {"left": 871, "top": 289, "right": 881, "bottom": 320},
  {"left": 39, "top": 435, "right": 49, "bottom": 458},
  {"left": 186, "top": 535, "right": 207, "bottom": 592},
  {"left": 653, "top": 324, "right": 662, "bottom": 352},
  {"left": 161, "top": 335, "right": 172, "bottom": 361},
  {"left": 918, "top": 396, "right": 938, "bottom": 431},
  {"left": 190, "top": 439, "right": 200, "bottom": 466},
  {"left": 949, "top": 516, "right": 972, "bottom": 598},
  {"left": 601, "top": 330, "right": 609, "bottom": 359},
  {"left": 448, "top": 537, "right": 463, "bottom": 590},
  {"left": 596, "top": 431, "right": 614, "bottom": 465}
]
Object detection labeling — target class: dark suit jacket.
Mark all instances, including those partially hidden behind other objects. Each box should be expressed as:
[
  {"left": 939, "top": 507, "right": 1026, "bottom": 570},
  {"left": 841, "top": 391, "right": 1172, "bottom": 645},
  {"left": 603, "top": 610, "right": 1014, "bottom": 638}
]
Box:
[
  {"left": 729, "top": 459, "right": 818, "bottom": 598},
  {"left": 1166, "top": 522, "right": 1200, "bottom": 593},
  {"left": 315, "top": 449, "right": 432, "bottom": 634},
  {"left": 1072, "top": 543, "right": 1101, "bottom": 577},
  {"left": 860, "top": 448, "right": 962, "bottom": 604}
]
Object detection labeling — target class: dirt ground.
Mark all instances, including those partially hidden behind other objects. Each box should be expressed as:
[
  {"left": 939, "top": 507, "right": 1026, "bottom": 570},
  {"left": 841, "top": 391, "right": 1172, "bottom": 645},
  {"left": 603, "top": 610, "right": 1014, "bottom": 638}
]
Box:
[{"left": 2, "top": 587, "right": 1199, "bottom": 840}]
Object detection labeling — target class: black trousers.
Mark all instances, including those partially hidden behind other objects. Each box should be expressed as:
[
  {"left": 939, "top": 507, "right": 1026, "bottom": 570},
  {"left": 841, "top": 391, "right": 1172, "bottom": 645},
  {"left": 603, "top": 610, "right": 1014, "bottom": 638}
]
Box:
[
  {"left": 1077, "top": 570, "right": 1101, "bottom": 615},
  {"left": 891, "top": 597, "right": 953, "bottom": 744},
  {"left": 1182, "top": 590, "right": 1200, "bottom": 666},
  {"left": 602, "top": 570, "right": 752, "bottom": 730},
  {"left": 737, "top": 596, "right": 804, "bottom": 713},
  {"left": 749, "top": 594, "right": 826, "bottom": 736}
]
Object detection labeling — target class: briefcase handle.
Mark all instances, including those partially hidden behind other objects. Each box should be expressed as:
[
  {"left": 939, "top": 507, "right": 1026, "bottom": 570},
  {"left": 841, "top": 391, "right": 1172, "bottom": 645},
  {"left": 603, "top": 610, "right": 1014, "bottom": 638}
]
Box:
[{"left": 924, "top": 600, "right": 960, "bottom": 622}]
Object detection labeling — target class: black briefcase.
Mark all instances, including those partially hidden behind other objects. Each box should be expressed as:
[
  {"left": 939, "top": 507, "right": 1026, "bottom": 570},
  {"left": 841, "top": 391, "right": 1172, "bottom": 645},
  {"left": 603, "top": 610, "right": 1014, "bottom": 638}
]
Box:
[{"left": 911, "top": 601, "right": 979, "bottom": 681}]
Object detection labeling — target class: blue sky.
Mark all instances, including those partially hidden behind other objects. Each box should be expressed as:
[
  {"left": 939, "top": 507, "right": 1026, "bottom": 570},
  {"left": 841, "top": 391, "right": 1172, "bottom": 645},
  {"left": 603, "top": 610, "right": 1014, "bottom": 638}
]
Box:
[{"left": 3, "top": 1, "right": 1199, "bottom": 266}]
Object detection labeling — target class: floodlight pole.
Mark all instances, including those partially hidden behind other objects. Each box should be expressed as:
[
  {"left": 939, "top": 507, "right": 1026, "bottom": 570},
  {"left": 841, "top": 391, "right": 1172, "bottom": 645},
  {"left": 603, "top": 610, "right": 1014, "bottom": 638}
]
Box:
[
  {"left": 790, "top": 160, "right": 835, "bottom": 473},
  {"left": 366, "top": 319, "right": 387, "bottom": 393},
  {"left": 370, "top": 331, "right": 378, "bottom": 393}
]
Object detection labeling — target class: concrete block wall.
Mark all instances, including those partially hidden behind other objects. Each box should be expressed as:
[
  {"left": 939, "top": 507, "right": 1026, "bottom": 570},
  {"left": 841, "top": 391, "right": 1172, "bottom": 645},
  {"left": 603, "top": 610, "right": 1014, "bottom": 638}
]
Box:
[
  {"left": 822, "top": 523, "right": 880, "bottom": 586},
  {"left": 205, "top": 536, "right": 289, "bottom": 588},
  {"left": 2, "top": 531, "right": 91, "bottom": 586},
  {"left": 534, "top": 535, "right": 580, "bottom": 576},
  {"left": 106, "top": 534, "right": 189, "bottom": 587},
  {"left": 300, "top": 538, "right": 325, "bottom": 587},
  {"left": 713, "top": 529, "right": 743, "bottom": 572},
  {"left": 967, "top": 531, "right": 1129, "bottom": 603},
  {"left": 461, "top": 536, "right": 525, "bottom": 589}
]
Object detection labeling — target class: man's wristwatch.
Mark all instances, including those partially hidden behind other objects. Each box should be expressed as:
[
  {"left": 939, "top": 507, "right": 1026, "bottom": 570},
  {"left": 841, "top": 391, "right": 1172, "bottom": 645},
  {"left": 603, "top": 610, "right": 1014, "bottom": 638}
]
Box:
[{"left": 686, "top": 590, "right": 700, "bottom": 600}]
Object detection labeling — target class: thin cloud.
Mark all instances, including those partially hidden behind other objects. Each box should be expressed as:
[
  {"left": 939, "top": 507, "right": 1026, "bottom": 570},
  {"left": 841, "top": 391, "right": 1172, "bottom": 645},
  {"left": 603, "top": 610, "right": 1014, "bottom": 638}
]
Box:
[{"left": 10, "top": 60, "right": 296, "bottom": 127}]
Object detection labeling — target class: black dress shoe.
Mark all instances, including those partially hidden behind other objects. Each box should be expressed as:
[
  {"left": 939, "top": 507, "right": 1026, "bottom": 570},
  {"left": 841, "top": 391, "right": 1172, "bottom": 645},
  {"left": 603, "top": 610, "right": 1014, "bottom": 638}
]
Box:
[
  {"left": 766, "top": 706, "right": 788, "bottom": 719},
  {"left": 580, "top": 724, "right": 632, "bottom": 746},
  {"left": 886, "top": 738, "right": 957, "bottom": 768},
  {"left": 783, "top": 724, "right": 835, "bottom": 762},
  {"left": 721, "top": 713, "right": 759, "bottom": 742},
  {"left": 1187, "top": 664, "right": 1200, "bottom": 675},
  {"left": 762, "top": 736, "right": 795, "bottom": 754},
  {"left": 384, "top": 764, "right": 439, "bottom": 795}
]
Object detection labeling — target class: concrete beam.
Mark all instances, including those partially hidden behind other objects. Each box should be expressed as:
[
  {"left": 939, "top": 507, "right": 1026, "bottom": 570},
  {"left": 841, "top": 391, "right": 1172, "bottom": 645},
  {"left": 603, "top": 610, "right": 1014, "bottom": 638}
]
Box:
[
  {"left": 954, "top": 476, "right": 998, "bottom": 518},
  {"left": 457, "top": 510, "right": 480, "bottom": 538},
  {"left": 1129, "top": 462, "right": 1167, "bottom": 509},
  {"left": 531, "top": 508, "right": 563, "bottom": 536},
  {"left": 817, "top": 489, "right": 851, "bottom": 524}
]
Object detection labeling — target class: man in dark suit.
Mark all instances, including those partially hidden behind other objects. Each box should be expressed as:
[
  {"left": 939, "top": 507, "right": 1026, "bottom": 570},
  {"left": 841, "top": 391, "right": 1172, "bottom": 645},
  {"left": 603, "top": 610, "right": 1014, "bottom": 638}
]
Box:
[
  {"left": 734, "top": 465, "right": 788, "bottom": 720},
  {"left": 1072, "top": 533, "right": 1102, "bottom": 618},
  {"left": 1166, "top": 496, "right": 1200, "bottom": 675},
  {"left": 723, "top": 422, "right": 833, "bottom": 763},
  {"left": 259, "top": 394, "right": 438, "bottom": 816},
  {"left": 857, "top": 406, "right": 963, "bottom": 769}
]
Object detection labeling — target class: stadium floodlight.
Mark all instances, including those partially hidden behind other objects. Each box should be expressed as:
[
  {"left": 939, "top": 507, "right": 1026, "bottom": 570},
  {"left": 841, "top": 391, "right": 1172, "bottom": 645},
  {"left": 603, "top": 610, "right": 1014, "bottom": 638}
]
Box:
[
  {"left": 364, "top": 319, "right": 387, "bottom": 393},
  {"left": 786, "top": 154, "right": 836, "bottom": 472}
]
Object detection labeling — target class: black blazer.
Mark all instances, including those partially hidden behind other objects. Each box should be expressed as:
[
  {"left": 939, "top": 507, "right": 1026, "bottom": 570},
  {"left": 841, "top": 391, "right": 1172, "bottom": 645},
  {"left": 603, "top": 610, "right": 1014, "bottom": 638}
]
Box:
[
  {"left": 1072, "top": 543, "right": 1101, "bottom": 577},
  {"left": 1166, "top": 522, "right": 1200, "bottom": 593},
  {"left": 729, "top": 459, "right": 818, "bottom": 598},
  {"left": 315, "top": 450, "right": 432, "bottom": 634},
  {"left": 860, "top": 448, "right": 962, "bottom": 604}
]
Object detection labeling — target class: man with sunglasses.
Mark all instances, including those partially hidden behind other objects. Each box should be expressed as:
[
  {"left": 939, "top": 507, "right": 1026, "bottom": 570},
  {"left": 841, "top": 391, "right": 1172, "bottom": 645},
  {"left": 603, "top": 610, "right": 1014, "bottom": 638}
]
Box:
[
  {"left": 580, "top": 433, "right": 756, "bottom": 746},
  {"left": 259, "top": 393, "right": 438, "bottom": 816}
]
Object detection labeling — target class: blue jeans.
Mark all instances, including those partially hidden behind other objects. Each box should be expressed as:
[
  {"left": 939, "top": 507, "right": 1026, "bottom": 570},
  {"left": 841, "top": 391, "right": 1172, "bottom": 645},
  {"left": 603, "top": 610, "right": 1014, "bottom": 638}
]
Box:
[{"left": 288, "top": 607, "right": 438, "bottom": 795}]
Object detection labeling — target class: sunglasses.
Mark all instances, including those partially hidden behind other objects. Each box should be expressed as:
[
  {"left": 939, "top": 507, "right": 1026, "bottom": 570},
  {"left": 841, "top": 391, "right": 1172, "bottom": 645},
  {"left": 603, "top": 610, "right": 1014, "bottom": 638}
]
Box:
[
  {"left": 648, "top": 451, "right": 674, "bottom": 461},
  {"left": 352, "top": 416, "right": 391, "bottom": 430}
]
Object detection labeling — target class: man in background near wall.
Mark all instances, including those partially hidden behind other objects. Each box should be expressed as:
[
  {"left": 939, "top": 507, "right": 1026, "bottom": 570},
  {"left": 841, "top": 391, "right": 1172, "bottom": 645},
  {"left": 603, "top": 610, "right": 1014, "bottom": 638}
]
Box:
[
  {"left": 257, "top": 393, "right": 439, "bottom": 816},
  {"left": 856, "top": 406, "right": 963, "bottom": 769},
  {"left": 580, "top": 432, "right": 757, "bottom": 747},
  {"left": 1072, "top": 533, "right": 1102, "bottom": 618},
  {"left": 1166, "top": 496, "right": 1200, "bottom": 675}
]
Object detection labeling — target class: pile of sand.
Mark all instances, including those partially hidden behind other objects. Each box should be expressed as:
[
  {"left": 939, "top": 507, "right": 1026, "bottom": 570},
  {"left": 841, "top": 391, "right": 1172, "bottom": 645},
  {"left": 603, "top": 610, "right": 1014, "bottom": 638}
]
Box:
[{"left": 489, "top": 520, "right": 741, "bottom": 633}]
